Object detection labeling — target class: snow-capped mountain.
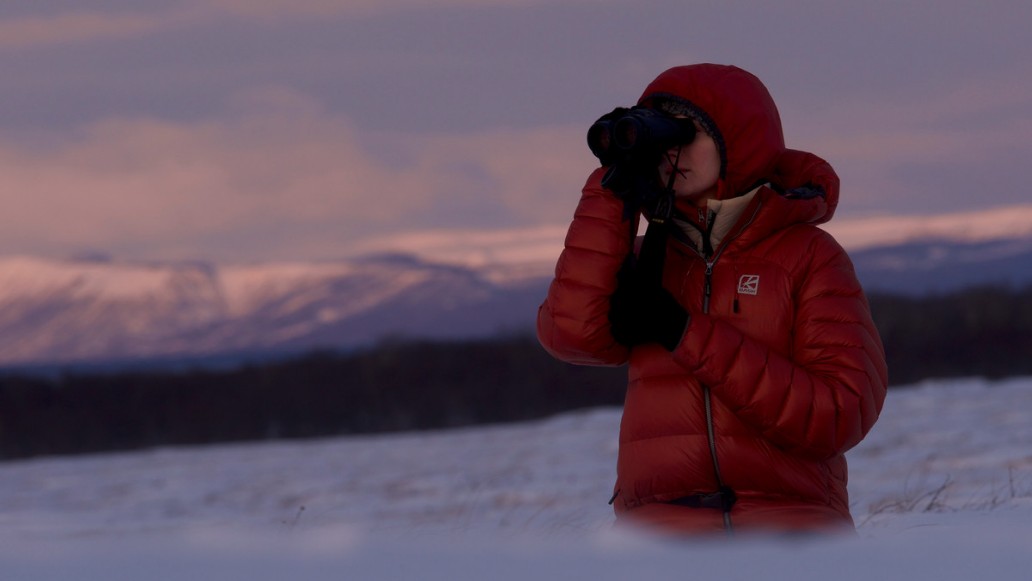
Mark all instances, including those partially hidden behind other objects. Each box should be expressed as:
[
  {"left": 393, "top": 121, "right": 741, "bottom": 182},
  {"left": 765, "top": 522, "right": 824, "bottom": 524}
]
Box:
[
  {"left": 1, "top": 223, "right": 1030, "bottom": 369},
  {"left": 849, "top": 235, "right": 1032, "bottom": 294},
  {"left": 0, "top": 254, "right": 545, "bottom": 368}
]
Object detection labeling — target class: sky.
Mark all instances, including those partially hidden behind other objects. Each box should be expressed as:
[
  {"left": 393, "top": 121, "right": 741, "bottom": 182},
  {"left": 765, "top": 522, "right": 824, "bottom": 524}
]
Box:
[{"left": 2, "top": 0, "right": 1031, "bottom": 263}]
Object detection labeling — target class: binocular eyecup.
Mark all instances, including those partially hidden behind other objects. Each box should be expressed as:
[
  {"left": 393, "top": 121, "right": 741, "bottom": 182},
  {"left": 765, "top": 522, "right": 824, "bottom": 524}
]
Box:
[{"left": 587, "top": 107, "right": 697, "bottom": 167}]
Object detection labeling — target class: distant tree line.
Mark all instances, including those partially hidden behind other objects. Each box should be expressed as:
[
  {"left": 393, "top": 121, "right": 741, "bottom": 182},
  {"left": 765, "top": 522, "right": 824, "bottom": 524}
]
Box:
[
  {"left": 1, "top": 284, "right": 1030, "bottom": 461},
  {"left": 0, "top": 337, "right": 625, "bottom": 460},
  {"left": 869, "top": 285, "right": 1032, "bottom": 384}
]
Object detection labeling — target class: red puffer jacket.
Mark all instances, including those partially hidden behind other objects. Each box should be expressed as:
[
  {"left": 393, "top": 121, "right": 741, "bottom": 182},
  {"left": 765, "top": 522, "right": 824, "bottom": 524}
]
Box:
[{"left": 537, "top": 64, "right": 888, "bottom": 534}]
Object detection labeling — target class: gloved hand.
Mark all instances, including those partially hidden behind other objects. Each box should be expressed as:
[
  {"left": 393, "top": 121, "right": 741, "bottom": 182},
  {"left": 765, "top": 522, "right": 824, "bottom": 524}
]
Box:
[{"left": 609, "top": 259, "right": 689, "bottom": 351}]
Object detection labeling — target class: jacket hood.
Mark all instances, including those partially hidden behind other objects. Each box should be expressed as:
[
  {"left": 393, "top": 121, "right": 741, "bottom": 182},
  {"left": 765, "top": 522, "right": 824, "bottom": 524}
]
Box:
[
  {"left": 638, "top": 63, "right": 838, "bottom": 224},
  {"left": 767, "top": 148, "right": 839, "bottom": 226}
]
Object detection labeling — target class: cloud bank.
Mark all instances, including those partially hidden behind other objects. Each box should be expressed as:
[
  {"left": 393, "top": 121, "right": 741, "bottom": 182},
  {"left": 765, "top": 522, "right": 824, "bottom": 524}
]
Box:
[
  {"left": 0, "top": 1, "right": 1028, "bottom": 262},
  {"left": 0, "top": 90, "right": 588, "bottom": 262}
]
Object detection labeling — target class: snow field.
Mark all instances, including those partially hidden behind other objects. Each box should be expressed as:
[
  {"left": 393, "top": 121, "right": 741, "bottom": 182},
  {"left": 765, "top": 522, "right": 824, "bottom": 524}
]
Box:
[{"left": 1, "top": 376, "right": 1031, "bottom": 579}]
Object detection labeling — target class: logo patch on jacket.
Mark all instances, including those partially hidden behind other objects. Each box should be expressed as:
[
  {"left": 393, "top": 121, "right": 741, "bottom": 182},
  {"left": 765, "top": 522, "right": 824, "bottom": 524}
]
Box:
[{"left": 737, "top": 275, "right": 760, "bottom": 295}]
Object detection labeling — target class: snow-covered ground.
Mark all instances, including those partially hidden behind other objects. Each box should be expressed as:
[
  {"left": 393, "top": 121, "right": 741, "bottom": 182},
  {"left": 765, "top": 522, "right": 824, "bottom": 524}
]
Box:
[{"left": 2, "top": 376, "right": 1031, "bottom": 579}]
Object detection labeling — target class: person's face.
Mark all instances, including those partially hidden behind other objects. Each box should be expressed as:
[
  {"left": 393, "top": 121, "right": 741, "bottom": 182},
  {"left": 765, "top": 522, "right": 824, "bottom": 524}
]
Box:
[{"left": 657, "top": 120, "right": 721, "bottom": 203}]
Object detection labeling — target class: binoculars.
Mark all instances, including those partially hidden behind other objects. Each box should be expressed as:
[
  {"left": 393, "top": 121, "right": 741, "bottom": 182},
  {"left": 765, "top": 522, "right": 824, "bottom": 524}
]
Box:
[
  {"left": 587, "top": 107, "right": 697, "bottom": 168},
  {"left": 586, "top": 107, "right": 697, "bottom": 220}
]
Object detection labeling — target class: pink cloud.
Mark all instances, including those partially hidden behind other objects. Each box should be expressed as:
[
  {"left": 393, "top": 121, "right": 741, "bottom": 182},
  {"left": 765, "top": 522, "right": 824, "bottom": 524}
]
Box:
[
  {"left": 0, "top": 0, "right": 567, "bottom": 50},
  {"left": 0, "top": 94, "right": 590, "bottom": 261},
  {"left": 206, "top": 0, "right": 560, "bottom": 20},
  {"left": 822, "top": 204, "right": 1032, "bottom": 250},
  {"left": 0, "top": 12, "right": 167, "bottom": 49}
]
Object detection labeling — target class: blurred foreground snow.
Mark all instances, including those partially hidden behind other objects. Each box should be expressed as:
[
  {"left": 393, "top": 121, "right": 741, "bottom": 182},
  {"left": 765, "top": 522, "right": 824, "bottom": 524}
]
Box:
[{"left": 1, "top": 376, "right": 1031, "bottom": 579}]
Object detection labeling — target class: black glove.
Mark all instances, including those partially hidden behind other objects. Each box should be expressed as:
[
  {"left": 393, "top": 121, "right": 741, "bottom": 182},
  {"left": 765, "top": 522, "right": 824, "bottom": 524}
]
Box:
[{"left": 609, "top": 258, "right": 689, "bottom": 351}]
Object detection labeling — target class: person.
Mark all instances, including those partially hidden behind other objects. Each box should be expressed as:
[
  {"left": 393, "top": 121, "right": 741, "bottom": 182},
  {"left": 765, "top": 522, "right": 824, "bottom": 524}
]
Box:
[{"left": 537, "top": 63, "right": 888, "bottom": 536}]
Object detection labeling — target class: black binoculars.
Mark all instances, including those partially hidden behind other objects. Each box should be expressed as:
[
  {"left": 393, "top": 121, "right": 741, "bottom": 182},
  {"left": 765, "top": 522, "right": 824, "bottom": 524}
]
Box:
[
  {"left": 587, "top": 107, "right": 697, "bottom": 168},
  {"left": 585, "top": 107, "right": 697, "bottom": 221}
]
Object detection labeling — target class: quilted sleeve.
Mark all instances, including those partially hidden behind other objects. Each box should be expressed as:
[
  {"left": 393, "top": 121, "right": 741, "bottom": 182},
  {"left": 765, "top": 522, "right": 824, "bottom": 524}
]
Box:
[
  {"left": 673, "top": 231, "right": 888, "bottom": 459},
  {"left": 536, "top": 168, "right": 635, "bottom": 366}
]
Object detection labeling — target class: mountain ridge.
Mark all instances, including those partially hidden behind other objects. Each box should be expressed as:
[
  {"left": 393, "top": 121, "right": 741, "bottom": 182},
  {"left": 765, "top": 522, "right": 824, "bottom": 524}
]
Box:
[
  {"left": 2, "top": 228, "right": 1031, "bottom": 370},
  {"left": 0, "top": 254, "right": 540, "bottom": 369}
]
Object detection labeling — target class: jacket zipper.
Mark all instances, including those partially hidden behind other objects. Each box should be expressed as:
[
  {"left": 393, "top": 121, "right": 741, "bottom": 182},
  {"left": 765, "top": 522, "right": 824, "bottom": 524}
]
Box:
[
  {"left": 696, "top": 200, "right": 762, "bottom": 536},
  {"left": 702, "top": 385, "right": 732, "bottom": 534},
  {"left": 698, "top": 201, "right": 762, "bottom": 315},
  {"left": 703, "top": 262, "right": 714, "bottom": 314}
]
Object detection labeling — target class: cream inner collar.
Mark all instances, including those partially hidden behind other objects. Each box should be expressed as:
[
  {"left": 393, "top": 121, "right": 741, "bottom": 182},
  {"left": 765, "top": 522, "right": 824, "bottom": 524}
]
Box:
[{"left": 672, "top": 186, "right": 761, "bottom": 254}]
